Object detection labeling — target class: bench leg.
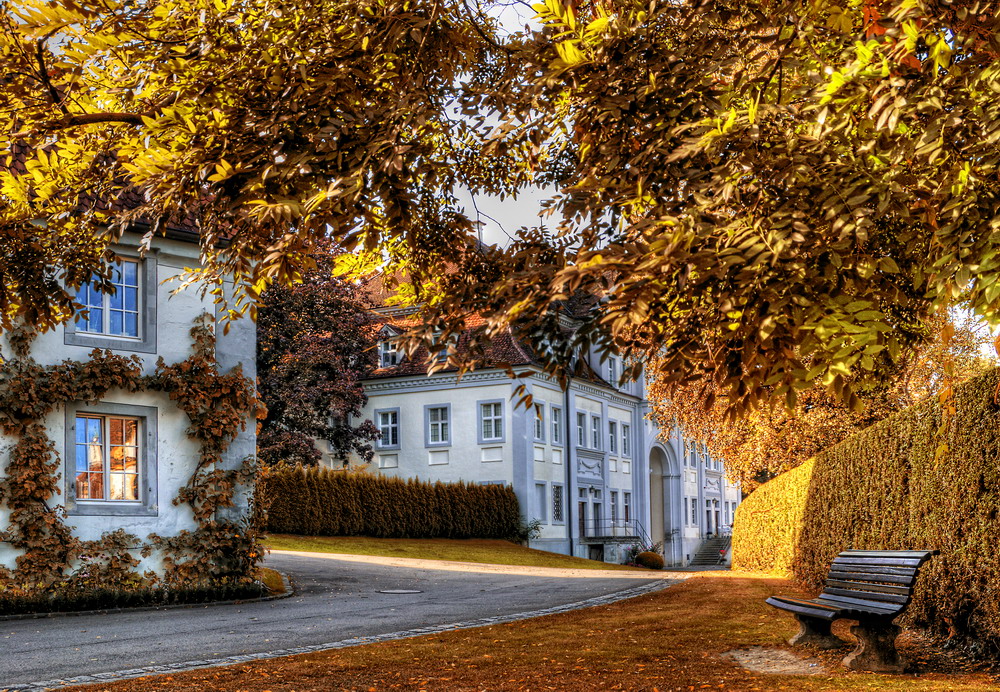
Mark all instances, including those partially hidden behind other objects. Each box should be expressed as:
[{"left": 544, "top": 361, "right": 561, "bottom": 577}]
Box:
[
  {"left": 789, "top": 614, "right": 847, "bottom": 649},
  {"left": 842, "top": 621, "right": 904, "bottom": 673}
]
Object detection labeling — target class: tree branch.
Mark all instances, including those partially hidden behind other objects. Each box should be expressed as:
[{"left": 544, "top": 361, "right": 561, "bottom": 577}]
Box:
[
  {"left": 35, "top": 34, "right": 70, "bottom": 117},
  {"left": 11, "top": 93, "right": 180, "bottom": 138}
]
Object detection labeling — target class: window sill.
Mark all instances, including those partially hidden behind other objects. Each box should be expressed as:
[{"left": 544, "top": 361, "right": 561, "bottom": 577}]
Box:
[
  {"left": 68, "top": 502, "right": 158, "bottom": 517},
  {"left": 64, "top": 331, "right": 157, "bottom": 354}
]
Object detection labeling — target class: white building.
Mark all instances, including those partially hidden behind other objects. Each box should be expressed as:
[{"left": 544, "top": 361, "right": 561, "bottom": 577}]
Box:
[
  {"left": 0, "top": 226, "right": 256, "bottom": 576},
  {"left": 347, "top": 297, "right": 741, "bottom": 566}
]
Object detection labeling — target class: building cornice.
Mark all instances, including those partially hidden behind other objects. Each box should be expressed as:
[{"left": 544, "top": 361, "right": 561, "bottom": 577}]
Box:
[{"left": 364, "top": 369, "right": 516, "bottom": 393}]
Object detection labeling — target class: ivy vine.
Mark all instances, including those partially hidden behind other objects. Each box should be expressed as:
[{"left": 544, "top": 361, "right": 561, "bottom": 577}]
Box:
[{"left": 0, "top": 316, "right": 263, "bottom": 594}]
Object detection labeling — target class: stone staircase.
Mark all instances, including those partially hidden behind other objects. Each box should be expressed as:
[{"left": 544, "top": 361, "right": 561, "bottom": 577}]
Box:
[{"left": 689, "top": 536, "right": 731, "bottom": 566}]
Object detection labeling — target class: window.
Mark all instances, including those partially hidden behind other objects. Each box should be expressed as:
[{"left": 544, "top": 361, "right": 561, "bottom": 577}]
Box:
[
  {"left": 533, "top": 403, "right": 545, "bottom": 441},
  {"left": 551, "top": 406, "right": 563, "bottom": 445},
  {"left": 378, "top": 339, "right": 399, "bottom": 367},
  {"left": 576, "top": 412, "right": 586, "bottom": 446},
  {"left": 621, "top": 423, "right": 631, "bottom": 457},
  {"left": 608, "top": 357, "right": 619, "bottom": 386},
  {"left": 76, "top": 259, "right": 141, "bottom": 338},
  {"left": 608, "top": 421, "right": 618, "bottom": 454},
  {"left": 552, "top": 484, "right": 564, "bottom": 522},
  {"left": 75, "top": 414, "right": 140, "bottom": 502},
  {"left": 478, "top": 401, "right": 504, "bottom": 442},
  {"left": 690, "top": 498, "right": 698, "bottom": 524},
  {"left": 65, "top": 256, "right": 157, "bottom": 353},
  {"left": 425, "top": 405, "right": 450, "bottom": 446},
  {"left": 610, "top": 490, "right": 619, "bottom": 522},
  {"left": 623, "top": 492, "right": 631, "bottom": 523},
  {"left": 65, "top": 402, "right": 157, "bottom": 516},
  {"left": 376, "top": 409, "right": 400, "bottom": 449},
  {"left": 535, "top": 483, "right": 547, "bottom": 522},
  {"left": 591, "top": 416, "right": 601, "bottom": 449}
]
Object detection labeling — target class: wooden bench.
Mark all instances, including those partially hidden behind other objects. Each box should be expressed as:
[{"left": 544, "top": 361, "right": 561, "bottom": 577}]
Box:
[{"left": 766, "top": 549, "right": 938, "bottom": 672}]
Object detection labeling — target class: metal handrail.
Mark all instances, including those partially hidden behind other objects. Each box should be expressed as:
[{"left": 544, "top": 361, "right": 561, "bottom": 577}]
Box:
[{"left": 579, "top": 518, "right": 651, "bottom": 542}]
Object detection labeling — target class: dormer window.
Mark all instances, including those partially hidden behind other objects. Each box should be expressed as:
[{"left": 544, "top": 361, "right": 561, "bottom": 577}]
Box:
[
  {"left": 608, "top": 356, "right": 619, "bottom": 386},
  {"left": 378, "top": 339, "right": 399, "bottom": 367}
]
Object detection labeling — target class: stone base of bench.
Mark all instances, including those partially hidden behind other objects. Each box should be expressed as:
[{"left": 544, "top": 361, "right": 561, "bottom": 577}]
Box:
[
  {"left": 843, "top": 621, "right": 904, "bottom": 673},
  {"left": 789, "top": 615, "right": 848, "bottom": 649}
]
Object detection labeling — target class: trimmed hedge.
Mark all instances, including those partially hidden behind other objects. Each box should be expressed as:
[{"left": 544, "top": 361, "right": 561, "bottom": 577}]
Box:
[
  {"left": 732, "top": 368, "right": 1000, "bottom": 650},
  {"left": 261, "top": 465, "right": 522, "bottom": 539},
  {"left": 731, "top": 458, "right": 814, "bottom": 576}
]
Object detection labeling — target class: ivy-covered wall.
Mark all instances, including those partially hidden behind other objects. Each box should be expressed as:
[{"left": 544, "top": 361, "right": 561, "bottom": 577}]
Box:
[
  {"left": 0, "top": 318, "right": 263, "bottom": 594},
  {"left": 732, "top": 368, "right": 1000, "bottom": 650}
]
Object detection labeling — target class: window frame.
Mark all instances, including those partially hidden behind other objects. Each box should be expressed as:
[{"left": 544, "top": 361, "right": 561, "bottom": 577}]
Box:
[
  {"left": 424, "top": 404, "right": 451, "bottom": 448},
  {"left": 552, "top": 483, "right": 565, "bottom": 523},
  {"left": 533, "top": 403, "right": 545, "bottom": 442},
  {"left": 378, "top": 339, "right": 399, "bottom": 368},
  {"left": 535, "top": 482, "right": 547, "bottom": 523},
  {"left": 424, "top": 404, "right": 455, "bottom": 448},
  {"left": 551, "top": 405, "right": 563, "bottom": 446},
  {"left": 477, "top": 399, "right": 505, "bottom": 444},
  {"left": 375, "top": 407, "right": 401, "bottom": 450},
  {"left": 64, "top": 401, "right": 158, "bottom": 517},
  {"left": 621, "top": 423, "right": 631, "bottom": 457},
  {"left": 591, "top": 415, "right": 602, "bottom": 450},
  {"left": 608, "top": 420, "right": 618, "bottom": 455},
  {"left": 576, "top": 411, "right": 586, "bottom": 447},
  {"left": 64, "top": 255, "right": 157, "bottom": 354}
]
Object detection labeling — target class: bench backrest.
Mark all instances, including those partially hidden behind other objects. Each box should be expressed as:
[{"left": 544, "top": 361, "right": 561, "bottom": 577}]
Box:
[{"left": 820, "top": 549, "right": 938, "bottom": 615}]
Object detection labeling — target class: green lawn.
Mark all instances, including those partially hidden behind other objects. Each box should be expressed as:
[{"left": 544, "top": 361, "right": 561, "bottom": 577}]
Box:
[{"left": 263, "top": 534, "right": 648, "bottom": 571}]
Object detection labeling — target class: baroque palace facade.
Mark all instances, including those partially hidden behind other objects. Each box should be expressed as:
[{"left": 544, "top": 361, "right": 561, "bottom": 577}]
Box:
[{"left": 342, "top": 290, "right": 742, "bottom": 566}]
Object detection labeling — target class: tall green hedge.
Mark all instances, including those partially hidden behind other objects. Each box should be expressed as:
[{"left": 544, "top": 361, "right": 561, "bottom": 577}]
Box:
[
  {"left": 260, "top": 466, "right": 522, "bottom": 540},
  {"left": 732, "top": 368, "right": 1000, "bottom": 649}
]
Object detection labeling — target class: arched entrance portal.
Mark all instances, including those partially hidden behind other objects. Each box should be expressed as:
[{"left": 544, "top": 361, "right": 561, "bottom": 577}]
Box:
[
  {"left": 649, "top": 445, "right": 682, "bottom": 565},
  {"left": 649, "top": 451, "right": 666, "bottom": 547}
]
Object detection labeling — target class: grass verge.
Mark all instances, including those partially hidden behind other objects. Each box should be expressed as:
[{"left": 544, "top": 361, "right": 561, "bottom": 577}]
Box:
[
  {"left": 264, "top": 534, "right": 647, "bottom": 571},
  {"left": 69, "top": 571, "right": 997, "bottom": 691}
]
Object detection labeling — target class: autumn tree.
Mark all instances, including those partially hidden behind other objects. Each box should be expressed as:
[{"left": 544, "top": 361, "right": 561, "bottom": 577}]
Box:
[
  {"left": 650, "top": 311, "right": 996, "bottom": 490},
  {"left": 5, "top": 0, "right": 1000, "bottom": 420},
  {"left": 257, "top": 263, "right": 379, "bottom": 466}
]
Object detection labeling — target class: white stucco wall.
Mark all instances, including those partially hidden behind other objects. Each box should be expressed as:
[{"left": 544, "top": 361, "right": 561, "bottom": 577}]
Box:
[{"left": 361, "top": 373, "right": 517, "bottom": 486}]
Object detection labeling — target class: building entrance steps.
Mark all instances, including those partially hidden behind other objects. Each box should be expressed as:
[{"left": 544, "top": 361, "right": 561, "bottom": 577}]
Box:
[{"left": 689, "top": 536, "right": 731, "bottom": 566}]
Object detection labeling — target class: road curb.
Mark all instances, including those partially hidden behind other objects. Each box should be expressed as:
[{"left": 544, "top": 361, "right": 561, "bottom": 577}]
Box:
[{"left": 7, "top": 578, "right": 677, "bottom": 691}]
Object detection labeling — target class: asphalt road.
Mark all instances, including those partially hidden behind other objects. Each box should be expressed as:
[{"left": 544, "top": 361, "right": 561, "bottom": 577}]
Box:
[{"left": 1, "top": 551, "right": 671, "bottom": 688}]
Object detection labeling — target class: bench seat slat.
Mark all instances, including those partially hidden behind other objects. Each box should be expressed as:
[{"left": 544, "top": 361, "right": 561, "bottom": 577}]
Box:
[
  {"left": 827, "top": 568, "right": 919, "bottom": 581},
  {"left": 833, "top": 556, "right": 926, "bottom": 568},
  {"left": 813, "top": 599, "right": 901, "bottom": 618},
  {"left": 824, "top": 579, "right": 912, "bottom": 596},
  {"left": 840, "top": 550, "right": 937, "bottom": 559},
  {"left": 817, "top": 591, "right": 907, "bottom": 609},
  {"left": 814, "top": 597, "right": 901, "bottom": 614},
  {"left": 765, "top": 596, "right": 840, "bottom": 621}
]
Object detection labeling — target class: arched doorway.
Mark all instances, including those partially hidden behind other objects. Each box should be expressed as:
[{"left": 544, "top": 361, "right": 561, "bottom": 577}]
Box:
[
  {"left": 649, "top": 450, "right": 666, "bottom": 547},
  {"left": 649, "top": 445, "right": 682, "bottom": 565}
]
